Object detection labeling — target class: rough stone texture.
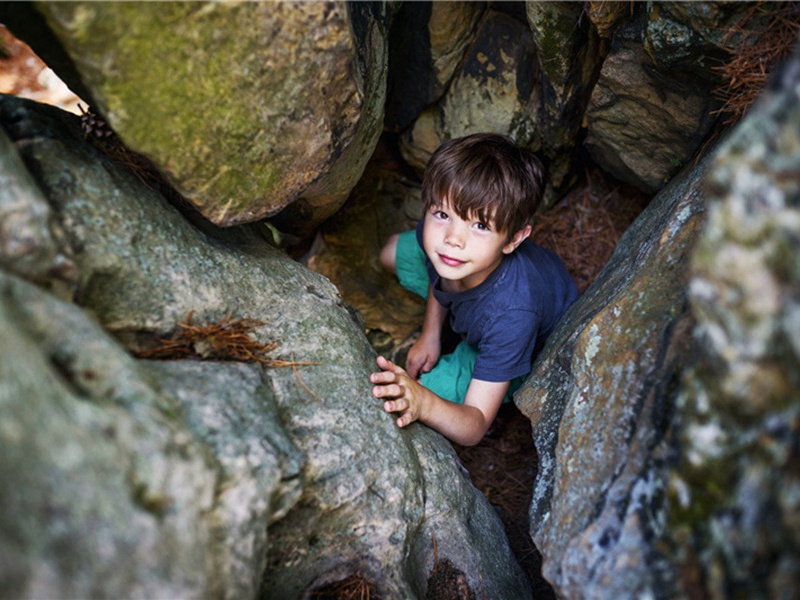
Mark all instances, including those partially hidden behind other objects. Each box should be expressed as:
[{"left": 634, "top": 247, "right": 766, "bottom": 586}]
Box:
[
  {"left": 526, "top": 1, "right": 602, "bottom": 193},
  {"left": 516, "top": 145, "right": 707, "bottom": 598},
  {"left": 20, "top": 1, "right": 389, "bottom": 233},
  {"left": 587, "top": 0, "right": 630, "bottom": 39},
  {"left": 0, "top": 125, "right": 75, "bottom": 289},
  {"left": 584, "top": 16, "right": 717, "bottom": 194},
  {"left": 644, "top": 1, "right": 757, "bottom": 77},
  {"left": 307, "top": 140, "right": 426, "bottom": 356},
  {"left": 0, "top": 269, "right": 300, "bottom": 600},
  {"left": 400, "top": 10, "right": 540, "bottom": 177},
  {"left": 515, "top": 42, "right": 800, "bottom": 600},
  {"left": 144, "top": 361, "right": 304, "bottom": 600},
  {"left": 0, "top": 95, "right": 531, "bottom": 599},
  {"left": 385, "top": 2, "right": 485, "bottom": 132},
  {"left": 668, "top": 47, "right": 800, "bottom": 598}
]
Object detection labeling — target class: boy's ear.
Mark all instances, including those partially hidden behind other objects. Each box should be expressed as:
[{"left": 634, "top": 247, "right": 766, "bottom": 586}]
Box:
[{"left": 502, "top": 225, "right": 532, "bottom": 254}]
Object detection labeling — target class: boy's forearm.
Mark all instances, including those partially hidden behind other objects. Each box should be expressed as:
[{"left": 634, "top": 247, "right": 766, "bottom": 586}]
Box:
[
  {"left": 419, "top": 378, "right": 510, "bottom": 446},
  {"left": 419, "top": 391, "right": 493, "bottom": 446}
]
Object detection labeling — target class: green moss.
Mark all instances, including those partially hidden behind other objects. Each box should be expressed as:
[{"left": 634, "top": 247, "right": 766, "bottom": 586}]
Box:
[{"left": 37, "top": 1, "right": 342, "bottom": 224}]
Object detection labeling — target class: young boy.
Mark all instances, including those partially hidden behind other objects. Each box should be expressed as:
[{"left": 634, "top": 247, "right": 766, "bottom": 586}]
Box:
[{"left": 370, "top": 133, "right": 578, "bottom": 446}]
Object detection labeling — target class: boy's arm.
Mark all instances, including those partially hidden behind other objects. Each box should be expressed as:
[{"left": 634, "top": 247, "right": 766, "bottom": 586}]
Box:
[
  {"left": 405, "top": 284, "right": 447, "bottom": 378},
  {"left": 371, "top": 356, "right": 509, "bottom": 446}
]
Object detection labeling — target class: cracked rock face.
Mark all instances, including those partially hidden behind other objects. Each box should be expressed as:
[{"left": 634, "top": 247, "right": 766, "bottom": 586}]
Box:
[
  {"left": 0, "top": 94, "right": 530, "bottom": 600},
  {"left": 516, "top": 44, "right": 800, "bottom": 600}
]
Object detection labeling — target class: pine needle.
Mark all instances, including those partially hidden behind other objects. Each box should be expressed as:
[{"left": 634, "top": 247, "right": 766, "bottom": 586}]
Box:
[{"left": 135, "top": 311, "right": 315, "bottom": 368}]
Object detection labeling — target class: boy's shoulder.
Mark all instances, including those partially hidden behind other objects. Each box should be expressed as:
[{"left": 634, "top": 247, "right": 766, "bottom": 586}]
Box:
[{"left": 505, "top": 239, "right": 573, "bottom": 284}]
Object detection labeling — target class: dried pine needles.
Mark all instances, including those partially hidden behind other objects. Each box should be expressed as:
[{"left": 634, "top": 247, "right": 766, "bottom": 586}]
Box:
[
  {"left": 532, "top": 170, "right": 648, "bottom": 294},
  {"left": 309, "top": 573, "right": 379, "bottom": 600},
  {"left": 135, "top": 311, "right": 311, "bottom": 368},
  {"left": 713, "top": 1, "right": 800, "bottom": 125}
]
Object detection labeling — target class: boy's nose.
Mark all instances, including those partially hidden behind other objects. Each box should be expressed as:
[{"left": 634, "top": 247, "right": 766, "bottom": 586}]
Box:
[{"left": 444, "top": 223, "right": 465, "bottom": 248}]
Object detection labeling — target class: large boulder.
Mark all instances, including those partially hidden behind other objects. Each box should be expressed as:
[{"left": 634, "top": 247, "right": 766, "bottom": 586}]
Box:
[
  {"left": 525, "top": 1, "right": 602, "bottom": 192},
  {"left": 400, "top": 10, "right": 540, "bottom": 176},
  {"left": 0, "top": 269, "right": 303, "bottom": 600},
  {"left": 385, "top": 2, "right": 485, "bottom": 132},
  {"left": 0, "top": 116, "right": 75, "bottom": 289},
  {"left": 670, "top": 46, "right": 800, "bottom": 597},
  {"left": 584, "top": 12, "right": 718, "bottom": 193},
  {"left": 0, "top": 94, "right": 531, "bottom": 599},
  {"left": 517, "top": 136, "right": 707, "bottom": 598},
  {"left": 515, "top": 42, "right": 800, "bottom": 599},
  {"left": 6, "top": 1, "right": 390, "bottom": 234}
]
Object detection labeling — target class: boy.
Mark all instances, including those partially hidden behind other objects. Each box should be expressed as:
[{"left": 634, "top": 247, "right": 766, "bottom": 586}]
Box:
[{"left": 370, "top": 133, "right": 578, "bottom": 446}]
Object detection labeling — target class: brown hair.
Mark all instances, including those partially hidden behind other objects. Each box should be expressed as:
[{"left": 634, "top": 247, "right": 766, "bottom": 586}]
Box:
[{"left": 421, "top": 133, "right": 546, "bottom": 237}]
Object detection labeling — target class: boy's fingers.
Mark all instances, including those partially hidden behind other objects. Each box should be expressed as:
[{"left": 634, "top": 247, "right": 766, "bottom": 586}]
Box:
[
  {"left": 397, "top": 408, "right": 416, "bottom": 428},
  {"left": 370, "top": 370, "right": 396, "bottom": 384},
  {"left": 376, "top": 355, "right": 404, "bottom": 374},
  {"left": 373, "top": 383, "right": 403, "bottom": 398},
  {"left": 384, "top": 397, "right": 408, "bottom": 414}
]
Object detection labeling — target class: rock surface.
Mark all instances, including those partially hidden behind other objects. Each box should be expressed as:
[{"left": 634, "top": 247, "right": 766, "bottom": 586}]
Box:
[
  {"left": 526, "top": 1, "right": 601, "bottom": 192},
  {"left": 18, "top": 1, "right": 390, "bottom": 233},
  {"left": 584, "top": 15, "right": 717, "bottom": 193},
  {"left": 0, "top": 94, "right": 531, "bottom": 599},
  {"left": 400, "top": 10, "right": 540, "bottom": 176},
  {"left": 515, "top": 42, "right": 800, "bottom": 599},
  {"left": 385, "top": 2, "right": 485, "bottom": 132},
  {"left": 670, "top": 46, "right": 800, "bottom": 597}
]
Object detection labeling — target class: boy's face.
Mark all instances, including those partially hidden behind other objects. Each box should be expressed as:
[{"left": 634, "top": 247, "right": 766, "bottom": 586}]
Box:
[{"left": 422, "top": 200, "right": 531, "bottom": 292}]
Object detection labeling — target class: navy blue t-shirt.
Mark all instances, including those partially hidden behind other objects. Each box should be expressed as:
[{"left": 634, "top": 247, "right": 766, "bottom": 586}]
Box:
[{"left": 416, "top": 219, "right": 578, "bottom": 382}]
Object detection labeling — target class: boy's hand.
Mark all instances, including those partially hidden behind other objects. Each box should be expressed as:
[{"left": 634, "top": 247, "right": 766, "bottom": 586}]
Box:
[
  {"left": 405, "top": 333, "right": 440, "bottom": 379},
  {"left": 371, "top": 356, "right": 431, "bottom": 428}
]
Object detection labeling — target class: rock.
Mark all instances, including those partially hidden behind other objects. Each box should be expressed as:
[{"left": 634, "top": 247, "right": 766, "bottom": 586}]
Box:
[
  {"left": 587, "top": 1, "right": 630, "bottom": 39},
  {"left": 0, "top": 95, "right": 531, "bottom": 599},
  {"left": 670, "top": 45, "right": 800, "bottom": 597},
  {"left": 308, "top": 138, "right": 425, "bottom": 357},
  {"left": 18, "top": 1, "right": 389, "bottom": 234},
  {"left": 400, "top": 10, "right": 540, "bottom": 177},
  {"left": 0, "top": 269, "right": 302, "bottom": 600},
  {"left": 584, "top": 15, "right": 717, "bottom": 193},
  {"left": 515, "top": 41, "right": 800, "bottom": 599},
  {"left": 516, "top": 141, "right": 707, "bottom": 598},
  {"left": 0, "top": 124, "right": 75, "bottom": 290},
  {"left": 526, "top": 1, "right": 603, "bottom": 193},
  {"left": 644, "top": 2, "right": 757, "bottom": 77},
  {"left": 385, "top": 2, "right": 485, "bottom": 132}
]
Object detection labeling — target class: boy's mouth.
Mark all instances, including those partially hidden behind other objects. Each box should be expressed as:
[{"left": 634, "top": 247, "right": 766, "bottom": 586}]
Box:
[{"left": 438, "top": 253, "right": 465, "bottom": 267}]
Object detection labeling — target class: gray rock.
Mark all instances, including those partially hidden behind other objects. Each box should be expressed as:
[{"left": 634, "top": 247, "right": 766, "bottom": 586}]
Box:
[
  {"left": 23, "top": 1, "right": 389, "bottom": 234},
  {"left": 400, "top": 10, "right": 540, "bottom": 176},
  {"left": 0, "top": 95, "right": 531, "bottom": 599},
  {"left": 584, "top": 25, "right": 717, "bottom": 193},
  {"left": 517, "top": 141, "right": 707, "bottom": 598},
  {"left": 0, "top": 270, "right": 220, "bottom": 599},
  {"left": 516, "top": 40, "right": 800, "bottom": 600},
  {"left": 644, "top": 2, "right": 757, "bottom": 77},
  {"left": 670, "top": 44, "right": 800, "bottom": 598},
  {"left": 0, "top": 125, "right": 75, "bottom": 289}
]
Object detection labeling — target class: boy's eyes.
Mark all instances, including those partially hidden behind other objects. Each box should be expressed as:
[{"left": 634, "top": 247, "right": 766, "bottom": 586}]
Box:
[{"left": 431, "top": 208, "right": 492, "bottom": 231}]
